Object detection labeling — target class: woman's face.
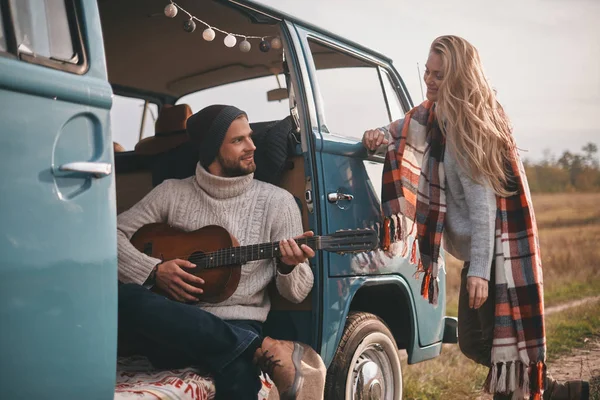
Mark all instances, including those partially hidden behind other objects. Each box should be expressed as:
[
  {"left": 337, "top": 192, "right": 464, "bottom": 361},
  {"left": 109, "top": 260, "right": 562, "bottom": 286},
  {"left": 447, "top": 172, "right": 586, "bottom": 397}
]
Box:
[{"left": 423, "top": 52, "right": 444, "bottom": 102}]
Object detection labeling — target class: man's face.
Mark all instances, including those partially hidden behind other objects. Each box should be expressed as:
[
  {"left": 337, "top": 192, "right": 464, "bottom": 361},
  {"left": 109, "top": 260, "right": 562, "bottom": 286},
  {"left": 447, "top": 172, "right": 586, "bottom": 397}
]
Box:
[{"left": 214, "top": 116, "right": 256, "bottom": 177}]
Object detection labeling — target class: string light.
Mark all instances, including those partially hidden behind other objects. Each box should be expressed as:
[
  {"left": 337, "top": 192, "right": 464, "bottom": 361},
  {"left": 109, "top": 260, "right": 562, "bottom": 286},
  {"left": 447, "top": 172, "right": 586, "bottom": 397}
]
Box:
[
  {"left": 163, "top": 0, "right": 282, "bottom": 53},
  {"left": 239, "top": 38, "right": 251, "bottom": 52},
  {"left": 271, "top": 37, "right": 282, "bottom": 50},
  {"left": 224, "top": 34, "right": 237, "bottom": 48},
  {"left": 164, "top": 3, "right": 177, "bottom": 18},
  {"left": 202, "top": 27, "right": 215, "bottom": 41},
  {"left": 182, "top": 18, "right": 196, "bottom": 33},
  {"left": 259, "top": 38, "right": 271, "bottom": 53}
]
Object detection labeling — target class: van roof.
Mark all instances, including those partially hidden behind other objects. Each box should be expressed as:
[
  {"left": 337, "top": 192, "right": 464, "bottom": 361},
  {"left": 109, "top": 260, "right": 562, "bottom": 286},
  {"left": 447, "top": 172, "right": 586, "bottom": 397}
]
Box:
[{"left": 100, "top": 0, "right": 391, "bottom": 99}]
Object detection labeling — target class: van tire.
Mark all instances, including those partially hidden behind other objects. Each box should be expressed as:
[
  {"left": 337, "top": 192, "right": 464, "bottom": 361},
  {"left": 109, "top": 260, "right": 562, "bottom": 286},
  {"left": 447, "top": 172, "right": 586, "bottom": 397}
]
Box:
[{"left": 325, "top": 311, "right": 403, "bottom": 399}]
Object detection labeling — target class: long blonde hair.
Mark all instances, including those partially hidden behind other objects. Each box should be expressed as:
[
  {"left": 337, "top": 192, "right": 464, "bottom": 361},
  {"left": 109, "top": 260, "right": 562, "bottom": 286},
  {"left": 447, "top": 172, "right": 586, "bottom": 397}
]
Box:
[{"left": 431, "top": 35, "right": 516, "bottom": 197}]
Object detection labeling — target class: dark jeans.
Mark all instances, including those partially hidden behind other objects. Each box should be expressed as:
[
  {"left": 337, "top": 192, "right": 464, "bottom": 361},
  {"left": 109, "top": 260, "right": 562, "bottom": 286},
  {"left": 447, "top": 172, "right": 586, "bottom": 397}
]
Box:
[
  {"left": 457, "top": 262, "right": 495, "bottom": 367},
  {"left": 118, "top": 283, "right": 263, "bottom": 400},
  {"left": 458, "top": 262, "right": 514, "bottom": 400}
]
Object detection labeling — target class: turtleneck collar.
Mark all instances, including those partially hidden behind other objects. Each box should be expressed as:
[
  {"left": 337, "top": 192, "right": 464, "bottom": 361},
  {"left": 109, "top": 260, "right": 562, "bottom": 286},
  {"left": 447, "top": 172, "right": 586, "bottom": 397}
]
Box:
[{"left": 194, "top": 163, "right": 254, "bottom": 199}]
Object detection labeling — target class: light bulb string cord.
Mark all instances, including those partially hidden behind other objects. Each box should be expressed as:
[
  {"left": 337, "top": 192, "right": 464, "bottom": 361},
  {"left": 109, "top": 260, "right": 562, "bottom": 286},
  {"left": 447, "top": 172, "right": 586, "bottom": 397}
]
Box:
[{"left": 169, "top": 0, "right": 274, "bottom": 40}]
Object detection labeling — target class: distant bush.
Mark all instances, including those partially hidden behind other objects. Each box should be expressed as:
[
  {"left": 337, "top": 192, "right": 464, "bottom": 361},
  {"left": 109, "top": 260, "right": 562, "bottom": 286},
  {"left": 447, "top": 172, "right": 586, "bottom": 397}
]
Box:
[{"left": 523, "top": 142, "right": 600, "bottom": 193}]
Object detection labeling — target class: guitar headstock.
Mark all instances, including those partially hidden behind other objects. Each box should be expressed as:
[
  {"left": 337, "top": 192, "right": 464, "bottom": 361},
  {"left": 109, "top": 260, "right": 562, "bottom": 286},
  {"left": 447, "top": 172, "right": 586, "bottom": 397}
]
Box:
[{"left": 320, "top": 229, "right": 378, "bottom": 254}]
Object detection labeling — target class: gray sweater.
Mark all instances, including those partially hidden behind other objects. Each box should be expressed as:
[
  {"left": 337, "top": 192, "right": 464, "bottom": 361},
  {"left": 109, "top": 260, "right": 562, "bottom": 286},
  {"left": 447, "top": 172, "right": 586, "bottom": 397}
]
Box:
[
  {"left": 373, "top": 127, "right": 496, "bottom": 280},
  {"left": 117, "top": 164, "right": 314, "bottom": 322},
  {"left": 443, "top": 146, "right": 496, "bottom": 280}
]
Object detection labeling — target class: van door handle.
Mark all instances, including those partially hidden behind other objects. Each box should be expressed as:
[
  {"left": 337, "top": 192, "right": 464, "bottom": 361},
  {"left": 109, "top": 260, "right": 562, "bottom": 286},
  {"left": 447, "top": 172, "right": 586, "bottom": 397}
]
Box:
[
  {"left": 58, "top": 162, "right": 112, "bottom": 178},
  {"left": 327, "top": 192, "right": 354, "bottom": 203}
]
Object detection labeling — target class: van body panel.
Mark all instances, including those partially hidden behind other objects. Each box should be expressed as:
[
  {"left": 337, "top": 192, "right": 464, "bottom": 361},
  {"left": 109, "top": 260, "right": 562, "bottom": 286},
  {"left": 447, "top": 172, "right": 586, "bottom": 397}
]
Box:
[{"left": 0, "top": 1, "right": 117, "bottom": 398}]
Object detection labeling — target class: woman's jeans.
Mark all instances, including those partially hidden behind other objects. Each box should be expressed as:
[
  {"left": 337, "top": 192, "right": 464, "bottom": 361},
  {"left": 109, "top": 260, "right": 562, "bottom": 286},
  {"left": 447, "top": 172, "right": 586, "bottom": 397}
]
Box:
[
  {"left": 117, "top": 283, "right": 263, "bottom": 400},
  {"left": 458, "top": 262, "right": 495, "bottom": 367},
  {"left": 458, "top": 262, "right": 514, "bottom": 400}
]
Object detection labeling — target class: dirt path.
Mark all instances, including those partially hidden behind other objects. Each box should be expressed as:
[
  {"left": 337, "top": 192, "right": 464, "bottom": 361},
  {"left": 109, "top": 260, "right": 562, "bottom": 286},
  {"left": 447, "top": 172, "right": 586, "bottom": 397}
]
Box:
[
  {"left": 548, "top": 337, "right": 600, "bottom": 383},
  {"left": 546, "top": 296, "right": 600, "bottom": 316}
]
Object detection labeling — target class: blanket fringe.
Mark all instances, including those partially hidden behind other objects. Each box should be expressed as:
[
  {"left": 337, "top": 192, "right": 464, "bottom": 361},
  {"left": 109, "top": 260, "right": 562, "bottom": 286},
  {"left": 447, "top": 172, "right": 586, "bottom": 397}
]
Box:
[
  {"left": 395, "top": 214, "right": 403, "bottom": 242},
  {"left": 420, "top": 271, "right": 431, "bottom": 300},
  {"left": 401, "top": 241, "right": 409, "bottom": 258},
  {"left": 410, "top": 239, "right": 418, "bottom": 265},
  {"left": 382, "top": 218, "right": 391, "bottom": 251},
  {"left": 485, "top": 361, "right": 546, "bottom": 397},
  {"left": 529, "top": 361, "right": 546, "bottom": 400},
  {"left": 418, "top": 267, "right": 439, "bottom": 304},
  {"left": 508, "top": 361, "right": 516, "bottom": 393},
  {"left": 498, "top": 363, "right": 507, "bottom": 393}
]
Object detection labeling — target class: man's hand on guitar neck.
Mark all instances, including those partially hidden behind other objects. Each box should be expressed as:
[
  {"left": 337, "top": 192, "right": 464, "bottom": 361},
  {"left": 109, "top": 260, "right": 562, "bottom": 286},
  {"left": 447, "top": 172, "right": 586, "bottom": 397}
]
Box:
[
  {"left": 155, "top": 259, "right": 205, "bottom": 302},
  {"left": 278, "top": 231, "right": 316, "bottom": 274}
]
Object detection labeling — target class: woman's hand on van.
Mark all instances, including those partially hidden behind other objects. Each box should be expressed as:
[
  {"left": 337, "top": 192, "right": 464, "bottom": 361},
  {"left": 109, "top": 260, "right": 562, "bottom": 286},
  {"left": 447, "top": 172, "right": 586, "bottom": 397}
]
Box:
[
  {"left": 155, "top": 259, "right": 205, "bottom": 302},
  {"left": 362, "top": 129, "right": 389, "bottom": 151}
]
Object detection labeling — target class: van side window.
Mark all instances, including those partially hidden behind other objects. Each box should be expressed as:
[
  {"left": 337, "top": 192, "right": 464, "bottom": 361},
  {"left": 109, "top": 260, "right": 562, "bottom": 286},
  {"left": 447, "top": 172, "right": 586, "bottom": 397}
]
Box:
[
  {"left": 110, "top": 96, "right": 158, "bottom": 151},
  {"left": 380, "top": 68, "right": 404, "bottom": 122},
  {"left": 0, "top": 7, "right": 6, "bottom": 52},
  {"left": 8, "top": 0, "right": 84, "bottom": 71},
  {"left": 308, "top": 39, "right": 404, "bottom": 140},
  {"left": 177, "top": 74, "right": 289, "bottom": 122}
]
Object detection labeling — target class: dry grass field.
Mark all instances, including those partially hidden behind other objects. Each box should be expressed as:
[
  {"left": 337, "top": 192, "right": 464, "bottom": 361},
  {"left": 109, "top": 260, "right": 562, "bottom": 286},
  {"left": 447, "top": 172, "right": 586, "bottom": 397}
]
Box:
[{"left": 402, "top": 192, "right": 600, "bottom": 399}]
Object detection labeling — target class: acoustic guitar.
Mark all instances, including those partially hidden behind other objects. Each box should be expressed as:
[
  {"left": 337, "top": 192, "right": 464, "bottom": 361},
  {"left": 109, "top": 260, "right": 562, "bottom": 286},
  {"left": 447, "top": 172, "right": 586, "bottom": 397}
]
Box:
[{"left": 131, "top": 223, "right": 378, "bottom": 303}]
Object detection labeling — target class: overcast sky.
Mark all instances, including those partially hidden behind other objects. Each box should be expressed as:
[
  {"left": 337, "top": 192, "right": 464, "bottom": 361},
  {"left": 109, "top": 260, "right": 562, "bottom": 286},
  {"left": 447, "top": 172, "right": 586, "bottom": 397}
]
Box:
[{"left": 255, "top": 0, "right": 600, "bottom": 162}]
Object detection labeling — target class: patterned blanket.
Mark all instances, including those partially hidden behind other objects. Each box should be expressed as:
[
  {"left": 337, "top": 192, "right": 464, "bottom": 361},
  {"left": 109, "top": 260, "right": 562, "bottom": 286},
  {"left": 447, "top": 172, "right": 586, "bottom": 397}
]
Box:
[{"left": 115, "top": 356, "right": 274, "bottom": 400}]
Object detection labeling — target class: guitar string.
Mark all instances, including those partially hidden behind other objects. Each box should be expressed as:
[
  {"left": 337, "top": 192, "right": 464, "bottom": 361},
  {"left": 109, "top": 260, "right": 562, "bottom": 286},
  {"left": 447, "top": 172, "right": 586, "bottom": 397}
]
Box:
[
  {"left": 186, "top": 237, "right": 322, "bottom": 266},
  {"left": 157, "top": 234, "right": 373, "bottom": 266},
  {"left": 159, "top": 237, "right": 322, "bottom": 265}
]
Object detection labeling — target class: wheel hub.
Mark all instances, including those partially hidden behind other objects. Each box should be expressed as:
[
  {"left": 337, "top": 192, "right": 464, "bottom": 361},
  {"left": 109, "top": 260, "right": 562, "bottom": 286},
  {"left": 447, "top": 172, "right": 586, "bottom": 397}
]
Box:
[{"left": 355, "top": 359, "right": 384, "bottom": 399}]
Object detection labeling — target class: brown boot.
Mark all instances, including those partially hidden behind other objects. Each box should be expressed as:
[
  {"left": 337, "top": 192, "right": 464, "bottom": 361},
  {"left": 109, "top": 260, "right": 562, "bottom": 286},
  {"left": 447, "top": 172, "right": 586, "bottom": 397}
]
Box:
[
  {"left": 543, "top": 375, "right": 590, "bottom": 400},
  {"left": 255, "top": 337, "right": 326, "bottom": 400}
]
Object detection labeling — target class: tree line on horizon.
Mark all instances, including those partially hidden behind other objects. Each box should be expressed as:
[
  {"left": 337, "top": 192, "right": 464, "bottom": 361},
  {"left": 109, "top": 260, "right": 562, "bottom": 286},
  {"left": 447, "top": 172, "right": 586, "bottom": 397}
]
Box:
[{"left": 523, "top": 142, "right": 599, "bottom": 192}]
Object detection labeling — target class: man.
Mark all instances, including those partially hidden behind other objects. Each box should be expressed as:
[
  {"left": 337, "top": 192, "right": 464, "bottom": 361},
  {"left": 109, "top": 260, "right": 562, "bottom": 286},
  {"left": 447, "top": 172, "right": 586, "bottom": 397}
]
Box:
[{"left": 117, "top": 105, "right": 326, "bottom": 400}]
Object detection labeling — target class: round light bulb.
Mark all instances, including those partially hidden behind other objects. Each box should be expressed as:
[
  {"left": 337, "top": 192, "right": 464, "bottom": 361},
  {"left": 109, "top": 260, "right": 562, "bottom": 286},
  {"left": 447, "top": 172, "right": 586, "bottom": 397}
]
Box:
[
  {"left": 202, "top": 27, "right": 215, "bottom": 41},
  {"left": 183, "top": 19, "right": 196, "bottom": 33},
  {"left": 239, "top": 39, "right": 251, "bottom": 52},
  {"left": 259, "top": 39, "right": 271, "bottom": 53},
  {"left": 224, "top": 34, "right": 237, "bottom": 48},
  {"left": 164, "top": 4, "right": 178, "bottom": 18},
  {"left": 271, "top": 37, "right": 282, "bottom": 50}
]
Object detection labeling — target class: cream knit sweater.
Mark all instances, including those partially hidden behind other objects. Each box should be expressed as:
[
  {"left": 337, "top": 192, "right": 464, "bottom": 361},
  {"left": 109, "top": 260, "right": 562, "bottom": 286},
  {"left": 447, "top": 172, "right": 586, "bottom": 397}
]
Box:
[{"left": 117, "top": 164, "right": 314, "bottom": 322}]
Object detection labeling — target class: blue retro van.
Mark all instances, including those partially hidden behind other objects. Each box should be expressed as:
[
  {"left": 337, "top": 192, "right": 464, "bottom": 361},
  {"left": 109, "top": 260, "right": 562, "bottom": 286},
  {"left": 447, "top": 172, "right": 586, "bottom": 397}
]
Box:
[{"left": 0, "top": 1, "right": 456, "bottom": 398}]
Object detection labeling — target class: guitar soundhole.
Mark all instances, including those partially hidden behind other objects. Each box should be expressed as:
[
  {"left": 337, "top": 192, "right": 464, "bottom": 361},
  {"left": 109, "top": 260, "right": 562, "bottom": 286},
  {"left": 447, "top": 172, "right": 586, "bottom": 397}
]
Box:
[
  {"left": 190, "top": 250, "right": 205, "bottom": 268},
  {"left": 142, "top": 242, "right": 153, "bottom": 256},
  {"left": 190, "top": 251, "right": 230, "bottom": 302}
]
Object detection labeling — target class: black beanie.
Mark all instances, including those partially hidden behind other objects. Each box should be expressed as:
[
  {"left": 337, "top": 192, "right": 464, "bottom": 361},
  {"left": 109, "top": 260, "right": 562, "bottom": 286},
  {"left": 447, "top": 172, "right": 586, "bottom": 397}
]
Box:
[{"left": 186, "top": 104, "right": 247, "bottom": 167}]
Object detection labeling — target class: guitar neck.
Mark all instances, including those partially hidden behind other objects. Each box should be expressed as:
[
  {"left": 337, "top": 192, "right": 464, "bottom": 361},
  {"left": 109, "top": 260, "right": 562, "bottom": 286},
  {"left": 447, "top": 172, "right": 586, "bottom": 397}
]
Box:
[{"left": 190, "top": 237, "right": 322, "bottom": 269}]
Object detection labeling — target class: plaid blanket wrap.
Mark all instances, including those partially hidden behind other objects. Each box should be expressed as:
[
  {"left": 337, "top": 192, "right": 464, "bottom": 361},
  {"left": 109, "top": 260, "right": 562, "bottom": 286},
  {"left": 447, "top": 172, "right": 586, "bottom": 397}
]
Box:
[{"left": 379, "top": 100, "right": 547, "bottom": 398}]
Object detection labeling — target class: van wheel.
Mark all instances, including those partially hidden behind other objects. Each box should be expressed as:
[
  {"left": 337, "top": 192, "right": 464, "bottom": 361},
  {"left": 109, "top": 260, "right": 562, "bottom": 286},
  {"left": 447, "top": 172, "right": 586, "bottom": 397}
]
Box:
[{"left": 325, "top": 311, "right": 403, "bottom": 399}]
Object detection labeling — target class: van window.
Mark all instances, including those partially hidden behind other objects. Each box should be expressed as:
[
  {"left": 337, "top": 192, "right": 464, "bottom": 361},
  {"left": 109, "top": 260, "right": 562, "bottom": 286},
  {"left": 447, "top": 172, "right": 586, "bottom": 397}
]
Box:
[
  {"left": 0, "top": 7, "right": 6, "bottom": 52},
  {"left": 308, "top": 39, "right": 403, "bottom": 140},
  {"left": 110, "top": 96, "right": 158, "bottom": 151},
  {"left": 380, "top": 68, "right": 404, "bottom": 122},
  {"left": 177, "top": 74, "right": 289, "bottom": 123},
  {"left": 9, "top": 0, "right": 77, "bottom": 62}
]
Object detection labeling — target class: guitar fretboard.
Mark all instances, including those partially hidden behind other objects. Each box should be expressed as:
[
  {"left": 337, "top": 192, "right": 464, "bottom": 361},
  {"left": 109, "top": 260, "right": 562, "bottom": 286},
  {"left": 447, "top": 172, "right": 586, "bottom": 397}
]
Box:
[{"left": 188, "top": 237, "right": 321, "bottom": 269}]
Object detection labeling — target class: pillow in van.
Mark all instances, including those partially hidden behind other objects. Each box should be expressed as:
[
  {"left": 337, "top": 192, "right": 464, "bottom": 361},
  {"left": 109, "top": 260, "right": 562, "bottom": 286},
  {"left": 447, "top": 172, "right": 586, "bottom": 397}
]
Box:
[{"left": 252, "top": 115, "right": 298, "bottom": 185}]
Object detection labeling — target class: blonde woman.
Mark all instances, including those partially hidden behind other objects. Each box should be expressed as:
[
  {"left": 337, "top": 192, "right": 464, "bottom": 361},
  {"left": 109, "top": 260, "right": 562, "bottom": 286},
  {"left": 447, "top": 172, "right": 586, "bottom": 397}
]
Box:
[{"left": 362, "top": 36, "right": 589, "bottom": 400}]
